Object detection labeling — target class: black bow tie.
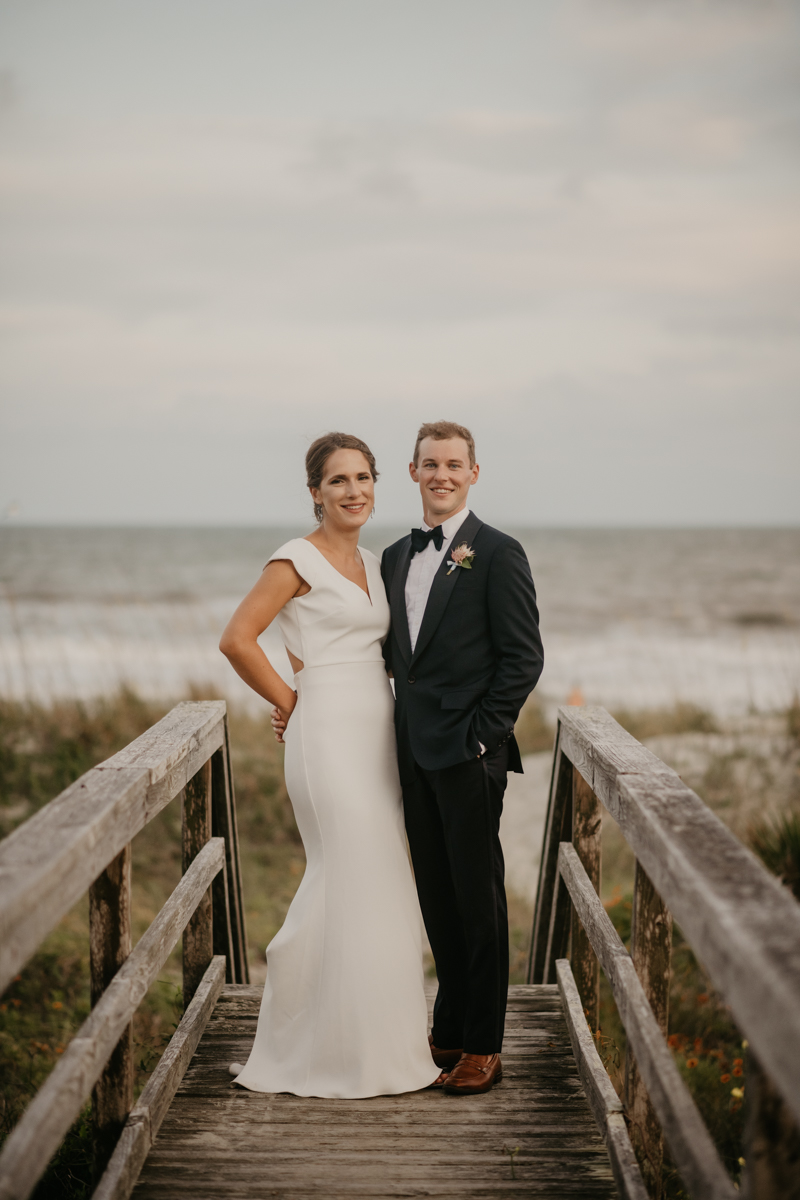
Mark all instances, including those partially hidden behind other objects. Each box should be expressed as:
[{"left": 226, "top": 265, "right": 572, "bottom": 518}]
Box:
[{"left": 410, "top": 525, "right": 444, "bottom": 556}]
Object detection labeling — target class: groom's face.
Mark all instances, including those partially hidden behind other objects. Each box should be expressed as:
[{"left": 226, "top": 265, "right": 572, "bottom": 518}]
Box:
[{"left": 410, "top": 436, "right": 479, "bottom": 525}]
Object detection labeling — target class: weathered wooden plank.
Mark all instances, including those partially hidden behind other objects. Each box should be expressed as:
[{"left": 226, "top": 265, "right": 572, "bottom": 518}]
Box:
[
  {"left": 528, "top": 726, "right": 572, "bottom": 984},
  {"left": 210, "top": 725, "right": 249, "bottom": 984},
  {"left": 210, "top": 746, "right": 235, "bottom": 985},
  {"left": 182, "top": 763, "right": 213, "bottom": 1006},
  {"left": 133, "top": 1189, "right": 607, "bottom": 1197},
  {"left": 0, "top": 839, "right": 225, "bottom": 1200},
  {"left": 555, "top": 959, "right": 647, "bottom": 1200},
  {"left": 134, "top": 1160, "right": 614, "bottom": 1186},
  {"left": 131, "top": 982, "right": 616, "bottom": 1199},
  {"left": 0, "top": 766, "right": 149, "bottom": 995},
  {"left": 139, "top": 1129, "right": 617, "bottom": 1149},
  {"left": 543, "top": 870, "right": 571, "bottom": 986},
  {"left": 211, "top": 856, "right": 233, "bottom": 988},
  {"left": 0, "top": 702, "right": 227, "bottom": 995},
  {"left": 624, "top": 861, "right": 672, "bottom": 1193},
  {"left": 557, "top": 704, "right": 800, "bottom": 1127},
  {"left": 556, "top": 706, "right": 672, "bottom": 804},
  {"left": 97, "top": 702, "right": 226, "bottom": 809},
  {"left": 90, "top": 844, "right": 134, "bottom": 1174},
  {"left": 131, "top": 1191, "right": 610, "bottom": 1198},
  {"left": 571, "top": 766, "right": 600, "bottom": 1028},
  {"left": 558, "top": 841, "right": 737, "bottom": 1200},
  {"left": 94, "top": 956, "right": 226, "bottom": 1200},
  {"left": 742, "top": 1052, "right": 800, "bottom": 1200}
]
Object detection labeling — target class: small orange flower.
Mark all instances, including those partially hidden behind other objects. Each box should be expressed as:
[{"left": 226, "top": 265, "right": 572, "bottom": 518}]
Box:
[
  {"left": 733, "top": 1065, "right": 743, "bottom": 1077},
  {"left": 11, "top": 998, "right": 21, "bottom": 1008},
  {"left": 686, "top": 1057, "right": 699, "bottom": 1069},
  {"left": 733, "top": 1058, "right": 743, "bottom": 1067},
  {"left": 721, "top": 1073, "right": 731, "bottom": 1083},
  {"left": 693, "top": 1038, "right": 703, "bottom": 1053},
  {"left": 13, "top": 975, "right": 21, "bottom": 983},
  {"left": 52, "top": 1001, "right": 63, "bottom": 1011},
  {"left": 0, "top": 1003, "right": 6, "bottom": 1012},
  {"left": 697, "top": 993, "right": 709, "bottom": 1004},
  {"left": 55, "top": 1046, "right": 64, "bottom": 1054}
]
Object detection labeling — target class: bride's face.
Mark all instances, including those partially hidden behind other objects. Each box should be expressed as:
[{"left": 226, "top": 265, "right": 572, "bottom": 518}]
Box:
[{"left": 312, "top": 448, "right": 375, "bottom": 531}]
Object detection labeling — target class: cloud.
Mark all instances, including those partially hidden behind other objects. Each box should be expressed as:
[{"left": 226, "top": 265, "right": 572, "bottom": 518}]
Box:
[{"left": 0, "top": 0, "right": 798, "bottom": 523}]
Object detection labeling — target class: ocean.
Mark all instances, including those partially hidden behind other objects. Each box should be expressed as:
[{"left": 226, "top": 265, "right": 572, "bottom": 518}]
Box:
[{"left": 1, "top": 526, "right": 799, "bottom": 718}]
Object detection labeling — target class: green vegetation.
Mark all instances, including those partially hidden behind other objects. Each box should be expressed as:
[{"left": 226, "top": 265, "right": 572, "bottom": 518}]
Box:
[
  {"left": 749, "top": 810, "right": 800, "bottom": 900},
  {"left": 611, "top": 702, "right": 719, "bottom": 742},
  {"left": 788, "top": 693, "right": 800, "bottom": 744},
  {"left": 597, "top": 900, "right": 748, "bottom": 1195},
  {"left": 513, "top": 696, "right": 554, "bottom": 755}
]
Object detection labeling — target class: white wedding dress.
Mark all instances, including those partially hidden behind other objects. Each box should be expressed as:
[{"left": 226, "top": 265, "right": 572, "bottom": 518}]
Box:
[{"left": 231, "top": 538, "right": 440, "bottom": 1099}]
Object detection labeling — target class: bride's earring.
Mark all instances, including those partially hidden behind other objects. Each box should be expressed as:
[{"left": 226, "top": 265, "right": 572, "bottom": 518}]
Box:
[{"left": 370, "top": 505, "right": 376, "bottom": 519}]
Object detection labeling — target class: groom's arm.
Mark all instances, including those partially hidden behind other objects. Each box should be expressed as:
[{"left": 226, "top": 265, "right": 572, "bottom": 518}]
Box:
[
  {"left": 472, "top": 539, "right": 544, "bottom": 753},
  {"left": 380, "top": 546, "right": 394, "bottom": 676}
]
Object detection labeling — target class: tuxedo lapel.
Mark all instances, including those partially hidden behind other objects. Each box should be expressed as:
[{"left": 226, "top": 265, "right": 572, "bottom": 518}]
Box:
[
  {"left": 410, "top": 511, "right": 483, "bottom": 667},
  {"left": 390, "top": 538, "right": 413, "bottom": 665}
]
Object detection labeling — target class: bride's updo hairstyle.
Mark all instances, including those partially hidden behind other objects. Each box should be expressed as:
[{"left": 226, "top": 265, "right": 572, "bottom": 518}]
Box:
[{"left": 306, "top": 432, "right": 380, "bottom": 523}]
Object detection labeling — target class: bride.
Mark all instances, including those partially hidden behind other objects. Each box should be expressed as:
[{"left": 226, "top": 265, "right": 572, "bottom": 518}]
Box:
[{"left": 219, "top": 432, "right": 442, "bottom": 1098}]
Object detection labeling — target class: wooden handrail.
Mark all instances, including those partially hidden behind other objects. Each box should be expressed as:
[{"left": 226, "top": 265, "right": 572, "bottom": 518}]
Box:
[
  {"left": 530, "top": 705, "right": 800, "bottom": 1196},
  {"left": 0, "top": 841, "right": 225, "bottom": 1200},
  {"left": 93, "top": 957, "right": 227, "bottom": 1200},
  {"left": 559, "top": 843, "right": 735, "bottom": 1199},
  {"left": 0, "top": 701, "right": 228, "bottom": 992},
  {"left": 0, "top": 701, "right": 250, "bottom": 1200},
  {"left": 555, "top": 959, "right": 648, "bottom": 1200}
]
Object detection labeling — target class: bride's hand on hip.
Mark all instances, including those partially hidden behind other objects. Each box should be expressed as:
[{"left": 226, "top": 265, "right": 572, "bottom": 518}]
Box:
[{"left": 271, "top": 695, "right": 295, "bottom": 743}]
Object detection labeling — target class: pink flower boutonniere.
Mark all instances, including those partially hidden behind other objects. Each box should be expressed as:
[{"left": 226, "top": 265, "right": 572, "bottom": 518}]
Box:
[{"left": 447, "top": 543, "right": 476, "bottom": 575}]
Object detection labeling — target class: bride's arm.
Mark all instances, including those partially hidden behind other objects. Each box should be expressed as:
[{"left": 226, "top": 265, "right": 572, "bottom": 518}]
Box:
[{"left": 219, "top": 560, "right": 306, "bottom": 726}]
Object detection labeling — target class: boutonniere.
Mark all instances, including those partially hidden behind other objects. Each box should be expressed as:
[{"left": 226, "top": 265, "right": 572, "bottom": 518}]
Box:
[{"left": 447, "top": 543, "right": 476, "bottom": 575}]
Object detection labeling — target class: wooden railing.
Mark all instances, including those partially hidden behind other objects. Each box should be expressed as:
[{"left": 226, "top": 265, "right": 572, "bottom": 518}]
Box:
[
  {"left": 529, "top": 706, "right": 800, "bottom": 1199},
  {"left": 0, "top": 701, "right": 249, "bottom": 1200}
]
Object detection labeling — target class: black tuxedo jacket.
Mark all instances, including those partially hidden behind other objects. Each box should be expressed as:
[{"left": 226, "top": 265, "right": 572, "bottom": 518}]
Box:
[{"left": 380, "top": 511, "right": 543, "bottom": 777}]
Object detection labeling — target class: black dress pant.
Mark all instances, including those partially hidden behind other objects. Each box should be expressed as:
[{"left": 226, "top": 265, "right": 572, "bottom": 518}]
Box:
[{"left": 401, "top": 743, "right": 510, "bottom": 1055}]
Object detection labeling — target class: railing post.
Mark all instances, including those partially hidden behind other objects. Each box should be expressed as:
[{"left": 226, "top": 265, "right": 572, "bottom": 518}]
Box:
[
  {"left": 742, "top": 1054, "right": 800, "bottom": 1199},
  {"left": 182, "top": 760, "right": 213, "bottom": 1006},
  {"left": 89, "top": 843, "right": 134, "bottom": 1175},
  {"left": 625, "top": 860, "right": 673, "bottom": 1198},
  {"left": 210, "top": 722, "right": 249, "bottom": 983},
  {"left": 530, "top": 728, "right": 573, "bottom": 984},
  {"left": 571, "top": 766, "right": 601, "bottom": 1030}
]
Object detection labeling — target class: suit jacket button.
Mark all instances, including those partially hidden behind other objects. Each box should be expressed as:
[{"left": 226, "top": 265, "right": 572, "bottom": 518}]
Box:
[{"left": 407, "top": 675, "right": 415, "bottom": 684}]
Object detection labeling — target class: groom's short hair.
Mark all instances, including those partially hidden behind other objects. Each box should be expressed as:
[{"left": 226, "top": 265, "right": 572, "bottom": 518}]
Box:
[{"left": 413, "top": 421, "right": 476, "bottom": 467}]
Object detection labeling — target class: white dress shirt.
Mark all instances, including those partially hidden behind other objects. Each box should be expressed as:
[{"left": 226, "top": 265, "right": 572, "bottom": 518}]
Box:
[{"left": 404, "top": 507, "right": 471, "bottom": 652}]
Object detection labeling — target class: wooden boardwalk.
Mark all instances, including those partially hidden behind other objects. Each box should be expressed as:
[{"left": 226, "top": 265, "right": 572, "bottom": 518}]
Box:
[
  {"left": 12, "top": 702, "right": 797, "bottom": 1198},
  {"left": 132, "top": 984, "right": 616, "bottom": 1199}
]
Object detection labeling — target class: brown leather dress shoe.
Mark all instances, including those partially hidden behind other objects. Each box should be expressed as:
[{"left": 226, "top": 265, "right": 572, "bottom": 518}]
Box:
[
  {"left": 428, "top": 1035, "right": 463, "bottom": 1071},
  {"left": 443, "top": 1053, "right": 502, "bottom": 1095}
]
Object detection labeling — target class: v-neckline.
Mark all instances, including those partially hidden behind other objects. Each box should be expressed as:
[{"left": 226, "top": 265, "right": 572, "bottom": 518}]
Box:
[{"left": 304, "top": 539, "right": 373, "bottom": 606}]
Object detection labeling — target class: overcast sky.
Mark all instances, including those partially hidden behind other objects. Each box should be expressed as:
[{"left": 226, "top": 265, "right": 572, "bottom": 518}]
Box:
[{"left": 1, "top": 0, "right": 799, "bottom": 527}]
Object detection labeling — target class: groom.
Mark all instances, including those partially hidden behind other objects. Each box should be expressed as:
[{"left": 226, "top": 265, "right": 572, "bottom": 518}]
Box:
[{"left": 381, "top": 420, "right": 543, "bottom": 1096}]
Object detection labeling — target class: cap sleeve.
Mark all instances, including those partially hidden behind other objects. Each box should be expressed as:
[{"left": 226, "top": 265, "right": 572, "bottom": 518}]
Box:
[{"left": 264, "top": 539, "right": 317, "bottom": 589}]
